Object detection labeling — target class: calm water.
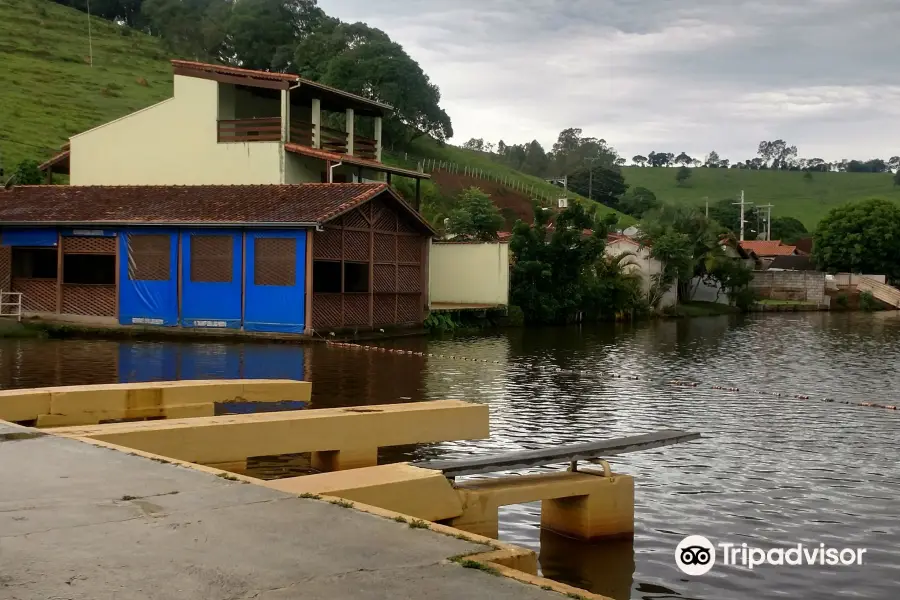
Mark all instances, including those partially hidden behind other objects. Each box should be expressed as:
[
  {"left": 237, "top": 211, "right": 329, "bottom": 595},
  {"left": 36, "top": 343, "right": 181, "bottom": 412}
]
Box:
[{"left": 1, "top": 312, "right": 898, "bottom": 600}]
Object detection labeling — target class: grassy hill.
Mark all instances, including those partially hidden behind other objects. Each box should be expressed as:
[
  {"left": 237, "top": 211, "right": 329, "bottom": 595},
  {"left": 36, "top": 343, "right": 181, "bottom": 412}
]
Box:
[
  {"left": 622, "top": 167, "right": 900, "bottom": 231},
  {"left": 0, "top": 0, "right": 173, "bottom": 170}
]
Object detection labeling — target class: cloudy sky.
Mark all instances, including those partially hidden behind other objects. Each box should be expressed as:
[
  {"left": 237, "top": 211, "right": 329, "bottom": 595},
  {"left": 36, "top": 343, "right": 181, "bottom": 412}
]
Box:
[{"left": 318, "top": 0, "right": 900, "bottom": 163}]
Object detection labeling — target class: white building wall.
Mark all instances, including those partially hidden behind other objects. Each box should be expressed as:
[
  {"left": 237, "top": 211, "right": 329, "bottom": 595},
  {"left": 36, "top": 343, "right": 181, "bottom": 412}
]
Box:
[
  {"left": 70, "top": 76, "right": 284, "bottom": 185},
  {"left": 429, "top": 242, "right": 509, "bottom": 307}
]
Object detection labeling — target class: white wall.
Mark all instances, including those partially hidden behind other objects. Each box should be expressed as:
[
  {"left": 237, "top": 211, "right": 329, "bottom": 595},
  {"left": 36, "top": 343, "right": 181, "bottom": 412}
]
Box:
[
  {"left": 70, "top": 76, "right": 284, "bottom": 185},
  {"left": 605, "top": 239, "right": 677, "bottom": 309},
  {"left": 429, "top": 242, "right": 509, "bottom": 307}
]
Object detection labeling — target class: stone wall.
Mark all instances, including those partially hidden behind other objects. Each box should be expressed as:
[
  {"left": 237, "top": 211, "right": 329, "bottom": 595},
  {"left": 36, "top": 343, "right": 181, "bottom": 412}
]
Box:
[{"left": 750, "top": 271, "right": 826, "bottom": 304}]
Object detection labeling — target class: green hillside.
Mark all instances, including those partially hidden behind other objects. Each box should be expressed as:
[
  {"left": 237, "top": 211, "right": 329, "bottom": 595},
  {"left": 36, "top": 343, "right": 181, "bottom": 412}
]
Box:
[
  {"left": 0, "top": 0, "right": 173, "bottom": 170},
  {"left": 622, "top": 167, "right": 900, "bottom": 230}
]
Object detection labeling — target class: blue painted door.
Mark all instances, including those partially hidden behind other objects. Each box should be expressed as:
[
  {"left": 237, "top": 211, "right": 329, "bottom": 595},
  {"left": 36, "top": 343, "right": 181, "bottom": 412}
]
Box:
[
  {"left": 118, "top": 229, "right": 178, "bottom": 326},
  {"left": 244, "top": 230, "right": 307, "bottom": 333},
  {"left": 180, "top": 229, "right": 242, "bottom": 329}
]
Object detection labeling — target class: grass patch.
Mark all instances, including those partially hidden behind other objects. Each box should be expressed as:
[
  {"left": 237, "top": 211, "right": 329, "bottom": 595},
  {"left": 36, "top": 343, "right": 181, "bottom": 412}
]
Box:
[
  {"left": 328, "top": 498, "right": 354, "bottom": 508},
  {"left": 453, "top": 558, "right": 500, "bottom": 576},
  {"left": 0, "top": 431, "right": 46, "bottom": 442},
  {"left": 216, "top": 473, "right": 239, "bottom": 481},
  {"left": 565, "top": 594, "right": 589, "bottom": 600},
  {"left": 120, "top": 494, "right": 137, "bottom": 501},
  {"left": 621, "top": 167, "right": 900, "bottom": 230},
  {"left": 408, "top": 518, "right": 430, "bottom": 529},
  {"left": 0, "top": 0, "right": 173, "bottom": 169},
  {"left": 393, "top": 515, "right": 407, "bottom": 523},
  {"left": 298, "top": 492, "right": 321, "bottom": 500}
]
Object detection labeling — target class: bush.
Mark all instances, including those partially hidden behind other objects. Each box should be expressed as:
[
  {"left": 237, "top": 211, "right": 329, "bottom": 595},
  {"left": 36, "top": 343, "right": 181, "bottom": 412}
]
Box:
[
  {"left": 731, "top": 287, "right": 757, "bottom": 311},
  {"left": 835, "top": 293, "right": 849, "bottom": 308},
  {"left": 424, "top": 312, "right": 456, "bottom": 333},
  {"left": 859, "top": 291, "right": 876, "bottom": 312},
  {"left": 502, "top": 305, "right": 525, "bottom": 327}
]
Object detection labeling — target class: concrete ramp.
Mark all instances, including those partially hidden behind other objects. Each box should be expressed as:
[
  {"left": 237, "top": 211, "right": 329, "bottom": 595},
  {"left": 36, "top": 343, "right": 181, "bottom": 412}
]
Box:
[{"left": 857, "top": 276, "right": 900, "bottom": 308}]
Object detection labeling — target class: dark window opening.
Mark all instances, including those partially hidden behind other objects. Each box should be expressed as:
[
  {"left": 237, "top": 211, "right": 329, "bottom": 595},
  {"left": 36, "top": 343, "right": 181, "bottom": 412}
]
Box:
[
  {"left": 344, "top": 262, "right": 369, "bottom": 293},
  {"left": 63, "top": 254, "right": 115, "bottom": 285},
  {"left": 313, "top": 260, "right": 341, "bottom": 293},
  {"left": 319, "top": 172, "right": 349, "bottom": 183},
  {"left": 12, "top": 248, "right": 58, "bottom": 279},
  {"left": 191, "top": 235, "right": 233, "bottom": 283}
]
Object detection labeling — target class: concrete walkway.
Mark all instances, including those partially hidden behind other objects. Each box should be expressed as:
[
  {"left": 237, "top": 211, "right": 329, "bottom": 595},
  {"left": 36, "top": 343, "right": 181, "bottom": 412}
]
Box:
[{"left": 0, "top": 422, "right": 560, "bottom": 600}]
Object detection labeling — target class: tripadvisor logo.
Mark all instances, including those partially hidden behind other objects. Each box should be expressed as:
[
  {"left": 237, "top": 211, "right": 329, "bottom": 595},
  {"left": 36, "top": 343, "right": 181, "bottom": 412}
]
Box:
[{"left": 675, "top": 536, "right": 867, "bottom": 574}]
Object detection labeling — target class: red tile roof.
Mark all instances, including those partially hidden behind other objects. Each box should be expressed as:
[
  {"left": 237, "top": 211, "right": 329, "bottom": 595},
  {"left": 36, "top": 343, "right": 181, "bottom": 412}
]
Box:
[
  {"left": 739, "top": 240, "right": 798, "bottom": 256},
  {"left": 284, "top": 144, "right": 429, "bottom": 180},
  {"left": 0, "top": 184, "right": 434, "bottom": 233}
]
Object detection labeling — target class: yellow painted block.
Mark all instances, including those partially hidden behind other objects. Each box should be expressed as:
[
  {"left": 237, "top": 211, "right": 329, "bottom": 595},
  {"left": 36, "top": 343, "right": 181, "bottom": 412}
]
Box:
[
  {"left": 450, "top": 469, "right": 635, "bottom": 541},
  {"left": 266, "top": 463, "right": 464, "bottom": 522},
  {"left": 0, "top": 389, "right": 52, "bottom": 422},
  {"left": 158, "top": 381, "right": 245, "bottom": 406},
  {"left": 52, "top": 400, "right": 488, "bottom": 466},
  {"left": 541, "top": 473, "right": 634, "bottom": 540},
  {"left": 240, "top": 380, "right": 311, "bottom": 402},
  {"left": 38, "top": 402, "right": 215, "bottom": 428}
]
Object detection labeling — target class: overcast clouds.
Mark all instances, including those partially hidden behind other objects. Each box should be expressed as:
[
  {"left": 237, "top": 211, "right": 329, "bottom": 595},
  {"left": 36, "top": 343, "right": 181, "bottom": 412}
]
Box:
[{"left": 318, "top": 0, "right": 900, "bottom": 162}]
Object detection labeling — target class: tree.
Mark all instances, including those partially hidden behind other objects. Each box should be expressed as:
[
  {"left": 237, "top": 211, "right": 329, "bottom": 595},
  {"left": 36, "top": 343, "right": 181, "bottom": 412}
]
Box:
[
  {"left": 707, "top": 198, "right": 759, "bottom": 240},
  {"left": 462, "top": 138, "right": 485, "bottom": 151},
  {"left": 648, "top": 151, "right": 674, "bottom": 167},
  {"left": 13, "top": 159, "right": 43, "bottom": 185},
  {"left": 757, "top": 139, "right": 797, "bottom": 169},
  {"left": 675, "top": 166, "right": 692, "bottom": 186},
  {"left": 509, "top": 203, "right": 625, "bottom": 323},
  {"left": 638, "top": 205, "right": 725, "bottom": 302},
  {"left": 567, "top": 164, "right": 627, "bottom": 207},
  {"left": 814, "top": 198, "right": 900, "bottom": 283},
  {"left": 445, "top": 187, "right": 504, "bottom": 242},
  {"left": 618, "top": 187, "right": 659, "bottom": 217},
  {"left": 889, "top": 156, "right": 900, "bottom": 172},
  {"left": 521, "top": 140, "right": 550, "bottom": 177},
  {"left": 549, "top": 128, "right": 618, "bottom": 176},
  {"left": 894, "top": 170, "right": 900, "bottom": 187},
  {"left": 674, "top": 152, "right": 693, "bottom": 167},
  {"left": 704, "top": 257, "right": 754, "bottom": 309},
  {"left": 691, "top": 159, "right": 702, "bottom": 168},
  {"left": 293, "top": 20, "right": 453, "bottom": 145},
  {"left": 769, "top": 216, "right": 808, "bottom": 244},
  {"left": 704, "top": 151, "right": 721, "bottom": 168},
  {"left": 614, "top": 157, "right": 626, "bottom": 167},
  {"left": 632, "top": 155, "right": 648, "bottom": 167}
]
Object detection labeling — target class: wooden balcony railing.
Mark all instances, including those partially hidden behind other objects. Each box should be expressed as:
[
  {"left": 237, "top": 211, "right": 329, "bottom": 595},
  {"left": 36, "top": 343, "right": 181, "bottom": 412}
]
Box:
[
  {"left": 217, "top": 118, "right": 282, "bottom": 143},
  {"left": 320, "top": 126, "right": 348, "bottom": 154},
  {"left": 354, "top": 134, "right": 378, "bottom": 160},
  {"left": 290, "top": 119, "right": 314, "bottom": 147}
]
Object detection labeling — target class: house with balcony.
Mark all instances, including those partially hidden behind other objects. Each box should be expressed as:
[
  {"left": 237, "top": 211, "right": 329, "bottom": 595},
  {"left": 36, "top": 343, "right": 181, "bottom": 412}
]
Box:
[{"left": 38, "top": 60, "right": 429, "bottom": 208}]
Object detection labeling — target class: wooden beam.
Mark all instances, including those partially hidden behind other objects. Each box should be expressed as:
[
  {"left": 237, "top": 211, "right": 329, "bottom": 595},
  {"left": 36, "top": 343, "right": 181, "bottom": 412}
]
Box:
[
  {"left": 415, "top": 178, "right": 421, "bottom": 212},
  {"left": 55, "top": 232, "right": 63, "bottom": 314}
]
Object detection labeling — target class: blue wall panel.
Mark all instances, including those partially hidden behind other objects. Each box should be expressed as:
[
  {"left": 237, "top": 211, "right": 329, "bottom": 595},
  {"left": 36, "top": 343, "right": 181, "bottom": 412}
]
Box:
[
  {"left": 180, "top": 230, "right": 242, "bottom": 329},
  {"left": 118, "top": 229, "right": 179, "bottom": 326},
  {"left": 244, "top": 230, "right": 307, "bottom": 333},
  {"left": 1, "top": 228, "right": 59, "bottom": 247}
]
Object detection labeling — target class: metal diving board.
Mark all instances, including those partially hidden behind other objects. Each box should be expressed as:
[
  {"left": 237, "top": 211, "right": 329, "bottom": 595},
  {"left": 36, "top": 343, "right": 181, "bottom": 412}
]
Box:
[{"left": 413, "top": 429, "right": 701, "bottom": 478}]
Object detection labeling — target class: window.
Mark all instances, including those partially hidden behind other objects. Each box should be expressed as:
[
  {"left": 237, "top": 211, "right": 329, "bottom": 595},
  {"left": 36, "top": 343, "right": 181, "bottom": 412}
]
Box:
[
  {"left": 11, "top": 248, "right": 58, "bottom": 279},
  {"left": 254, "top": 237, "right": 296, "bottom": 286},
  {"left": 344, "top": 262, "right": 369, "bottom": 293},
  {"left": 313, "top": 261, "right": 341, "bottom": 293},
  {"left": 128, "top": 234, "right": 170, "bottom": 281},
  {"left": 190, "top": 235, "right": 233, "bottom": 283},
  {"left": 62, "top": 254, "right": 116, "bottom": 285}
]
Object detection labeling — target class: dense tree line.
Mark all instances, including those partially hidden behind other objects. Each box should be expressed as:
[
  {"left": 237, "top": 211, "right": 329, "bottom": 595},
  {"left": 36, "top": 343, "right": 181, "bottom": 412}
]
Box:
[{"left": 51, "top": 0, "right": 452, "bottom": 146}]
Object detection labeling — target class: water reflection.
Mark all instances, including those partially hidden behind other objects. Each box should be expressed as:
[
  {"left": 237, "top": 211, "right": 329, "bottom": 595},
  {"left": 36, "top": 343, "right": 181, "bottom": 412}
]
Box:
[{"left": 0, "top": 312, "right": 899, "bottom": 599}]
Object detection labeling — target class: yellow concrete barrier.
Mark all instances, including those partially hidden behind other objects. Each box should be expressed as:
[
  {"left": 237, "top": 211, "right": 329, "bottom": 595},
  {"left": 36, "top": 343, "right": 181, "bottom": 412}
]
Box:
[
  {"left": 53, "top": 400, "right": 488, "bottom": 472},
  {"left": 0, "top": 380, "right": 311, "bottom": 426},
  {"left": 450, "top": 468, "right": 634, "bottom": 540},
  {"left": 266, "top": 463, "right": 464, "bottom": 521}
]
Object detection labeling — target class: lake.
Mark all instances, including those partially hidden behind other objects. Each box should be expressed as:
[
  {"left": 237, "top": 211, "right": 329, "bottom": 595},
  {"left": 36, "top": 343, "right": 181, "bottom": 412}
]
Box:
[{"left": 1, "top": 312, "right": 897, "bottom": 599}]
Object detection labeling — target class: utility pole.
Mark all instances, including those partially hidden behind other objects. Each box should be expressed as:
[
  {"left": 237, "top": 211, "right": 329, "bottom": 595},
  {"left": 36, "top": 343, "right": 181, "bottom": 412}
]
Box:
[
  {"left": 585, "top": 156, "right": 602, "bottom": 201},
  {"left": 87, "top": 0, "right": 94, "bottom": 67},
  {"left": 757, "top": 204, "right": 774, "bottom": 240},
  {"left": 733, "top": 190, "right": 752, "bottom": 241}
]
